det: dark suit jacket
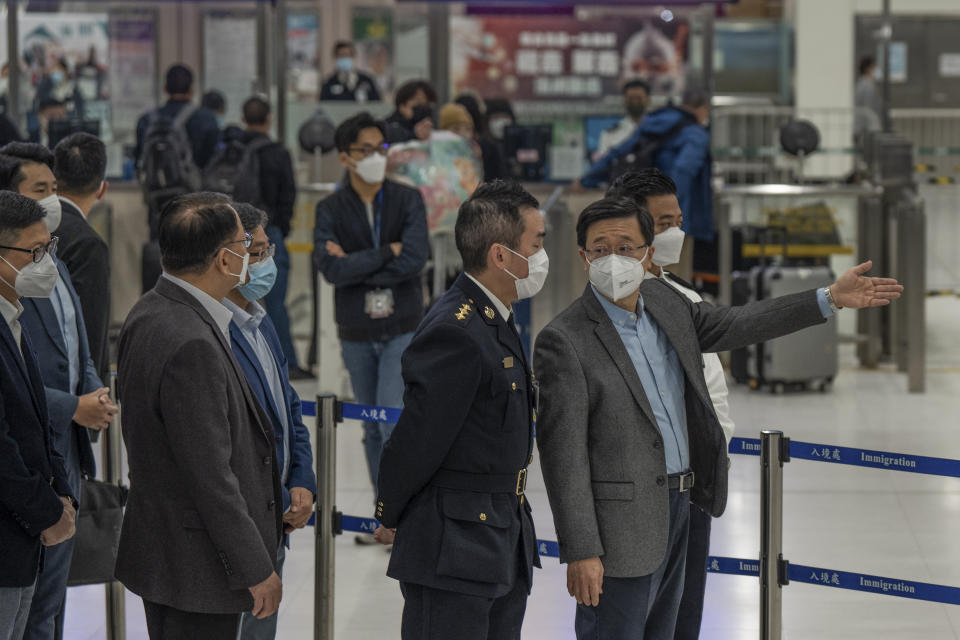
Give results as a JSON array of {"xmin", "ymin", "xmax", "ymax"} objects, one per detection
[
  {"xmin": 20, "ymin": 259, "xmax": 104, "ymax": 488},
  {"xmin": 534, "ymin": 280, "xmax": 825, "ymax": 577},
  {"xmin": 229, "ymin": 310, "xmax": 316, "ymax": 520},
  {"xmin": 0, "ymin": 310, "xmax": 74, "ymax": 588},
  {"xmin": 54, "ymin": 198, "xmax": 110, "ymax": 382},
  {"xmin": 377, "ymin": 274, "xmax": 541, "ymax": 598},
  {"xmin": 116, "ymin": 278, "xmax": 282, "ymax": 613}
]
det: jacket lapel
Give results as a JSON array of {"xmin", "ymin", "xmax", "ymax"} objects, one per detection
[
  {"xmin": 0, "ymin": 319, "xmax": 31, "ymax": 393},
  {"xmin": 20, "ymin": 329, "xmax": 49, "ymax": 423},
  {"xmin": 641, "ymin": 281, "xmax": 714, "ymax": 410},
  {"xmin": 454, "ymin": 274, "xmax": 527, "ymax": 367},
  {"xmin": 229, "ymin": 323, "xmax": 284, "ymax": 429},
  {"xmin": 23, "ymin": 297, "xmax": 68, "ymax": 359},
  {"xmin": 580, "ymin": 285, "xmax": 658, "ymax": 428}
]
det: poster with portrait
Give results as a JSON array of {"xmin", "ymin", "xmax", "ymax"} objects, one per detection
[{"xmin": 450, "ymin": 14, "xmax": 690, "ymax": 101}]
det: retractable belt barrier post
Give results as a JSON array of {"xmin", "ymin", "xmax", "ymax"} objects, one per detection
[
  {"xmin": 314, "ymin": 395, "xmax": 340, "ymax": 640},
  {"xmin": 760, "ymin": 431, "xmax": 788, "ymax": 640},
  {"xmin": 105, "ymin": 371, "xmax": 125, "ymax": 640},
  {"xmin": 299, "ymin": 400, "xmax": 960, "ymax": 637}
]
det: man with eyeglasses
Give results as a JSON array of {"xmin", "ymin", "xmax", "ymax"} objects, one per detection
[
  {"xmin": 533, "ymin": 197, "xmax": 903, "ymax": 640},
  {"xmin": 1, "ymin": 141, "xmax": 117, "ymax": 640},
  {"xmin": 314, "ymin": 112, "xmax": 428, "ymax": 544},
  {"xmin": 224, "ymin": 203, "xmax": 316, "ymax": 640},
  {"xmin": 116, "ymin": 192, "xmax": 284, "ymax": 639},
  {"xmin": 0, "ymin": 191, "xmax": 77, "ymax": 640}
]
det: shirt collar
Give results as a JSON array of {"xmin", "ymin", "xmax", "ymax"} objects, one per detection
[
  {"xmin": 59, "ymin": 196, "xmax": 86, "ymax": 219},
  {"xmin": 161, "ymin": 273, "xmax": 233, "ymax": 339},
  {"xmin": 0, "ymin": 293, "xmax": 23, "ymax": 330},
  {"xmin": 591, "ymin": 285, "xmax": 643, "ymax": 327},
  {"xmin": 466, "ymin": 274, "xmax": 511, "ymax": 321},
  {"xmin": 222, "ymin": 297, "xmax": 266, "ymax": 332}
]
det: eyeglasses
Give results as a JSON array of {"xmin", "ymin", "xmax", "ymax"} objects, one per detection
[
  {"xmin": 348, "ymin": 144, "xmax": 389, "ymax": 159},
  {"xmin": 584, "ymin": 243, "xmax": 648, "ymax": 259},
  {"xmin": 250, "ymin": 243, "xmax": 276, "ymax": 262},
  {"xmin": 223, "ymin": 232, "xmax": 253, "ymax": 250},
  {"xmin": 0, "ymin": 235, "xmax": 59, "ymax": 264}
]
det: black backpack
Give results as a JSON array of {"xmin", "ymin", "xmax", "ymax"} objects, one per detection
[
  {"xmin": 138, "ymin": 104, "xmax": 202, "ymax": 220},
  {"xmin": 202, "ymin": 136, "xmax": 274, "ymax": 206},
  {"xmin": 607, "ymin": 110, "xmax": 699, "ymax": 183}
]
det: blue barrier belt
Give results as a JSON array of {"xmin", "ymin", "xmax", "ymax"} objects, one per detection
[{"xmin": 788, "ymin": 563, "xmax": 960, "ymax": 605}]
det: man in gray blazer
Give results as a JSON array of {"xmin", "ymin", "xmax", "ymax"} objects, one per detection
[
  {"xmin": 533, "ymin": 197, "xmax": 902, "ymax": 640},
  {"xmin": 116, "ymin": 192, "xmax": 283, "ymax": 640}
]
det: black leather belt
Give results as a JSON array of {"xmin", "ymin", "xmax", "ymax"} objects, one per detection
[
  {"xmin": 667, "ymin": 471, "xmax": 695, "ymax": 493},
  {"xmin": 430, "ymin": 468, "xmax": 527, "ymax": 496}
]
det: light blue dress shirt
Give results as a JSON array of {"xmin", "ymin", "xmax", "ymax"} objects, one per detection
[
  {"xmin": 593, "ymin": 287, "xmax": 690, "ymax": 473},
  {"xmin": 51, "ymin": 275, "xmax": 80, "ymax": 394},
  {"xmin": 593, "ymin": 285, "xmax": 836, "ymax": 474},
  {"xmin": 223, "ymin": 299, "xmax": 292, "ymax": 486}
]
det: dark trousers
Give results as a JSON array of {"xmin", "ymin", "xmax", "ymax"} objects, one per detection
[
  {"xmin": 400, "ymin": 576, "xmax": 529, "ymax": 640},
  {"xmin": 263, "ymin": 225, "xmax": 299, "ymax": 369},
  {"xmin": 575, "ymin": 488, "xmax": 690, "ymax": 640},
  {"xmin": 674, "ymin": 505, "xmax": 712, "ymax": 640},
  {"xmin": 23, "ymin": 427, "xmax": 82, "ymax": 640},
  {"xmin": 143, "ymin": 601, "xmax": 239, "ymax": 640}
]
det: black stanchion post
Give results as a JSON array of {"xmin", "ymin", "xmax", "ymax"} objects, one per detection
[
  {"xmin": 315, "ymin": 395, "xmax": 338, "ymax": 640},
  {"xmin": 105, "ymin": 370, "xmax": 125, "ymax": 640},
  {"xmin": 760, "ymin": 430, "xmax": 789, "ymax": 640}
]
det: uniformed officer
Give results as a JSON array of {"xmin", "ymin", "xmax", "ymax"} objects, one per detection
[{"xmin": 374, "ymin": 180, "xmax": 548, "ymax": 640}]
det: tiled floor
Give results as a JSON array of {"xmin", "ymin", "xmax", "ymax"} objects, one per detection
[{"xmin": 63, "ymin": 298, "xmax": 960, "ymax": 639}]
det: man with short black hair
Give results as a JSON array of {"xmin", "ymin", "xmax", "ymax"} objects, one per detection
[
  {"xmin": 225, "ymin": 203, "xmax": 316, "ymax": 640},
  {"xmin": 51, "ymin": 132, "xmax": 111, "ymax": 381},
  {"xmin": 374, "ymin": 180, "xmax": 546, "ymax": 640},
  {"xmin": 0, "ymin": 191, "xmax": 77, "ymax": 640},
  {"xmin": 233, "ymin": 96, "xmax": 305, "ymax": 378},
  {"xmin": 607, "ymin": 169, "xmax": 732, "ymax": 640},
  {"xmin": 134, "ymin": 64, "xmax": 220, "ymax": 170},
  {"xmin": 314, "ymin": 112, "xmax": 428, "ymax": 537},
  {"xmin": 855, "ymin": 55, "xmax": 881, "ymax": 137},
  {"xmin": 203, "ymin": 90, "xmax": 227, "ymax": 129},
  {"xmin": 596, "ymin": 79, "xmax": 651, "ymax": 159},
  {"xmin": 320, "ymin": 41, "xmax": 381, "ymax": 102},
  {"xmin": 117, "ymin": 192, "xmax": 283, "ymax": 640},
  {"xmin": 535, "ymin": 197, "xmax": 902, "ymax": 640}
]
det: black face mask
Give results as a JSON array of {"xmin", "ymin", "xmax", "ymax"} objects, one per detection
[{"xmin": 626, "ymin": 103, "xmax": 647, "ymax": 119}]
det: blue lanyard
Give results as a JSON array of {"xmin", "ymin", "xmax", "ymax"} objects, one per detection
[{"xmin": 372, "ymin": 189, "xmax": 383, "ymax": 248}]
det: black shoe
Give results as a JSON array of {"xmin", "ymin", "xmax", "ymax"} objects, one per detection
[{"xmin": 288, "ymin": 367, "xmax": 315, "ymax": 381}]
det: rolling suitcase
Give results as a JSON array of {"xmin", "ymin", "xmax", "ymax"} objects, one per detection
[{"xmin": 745, "ymin": 264, "xmax": 838, "ymax": 393}]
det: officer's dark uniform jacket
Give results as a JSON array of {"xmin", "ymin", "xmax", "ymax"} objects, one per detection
[{"xmin": 376, "ymin": 273, "xmax": 541, "ymax": 598}]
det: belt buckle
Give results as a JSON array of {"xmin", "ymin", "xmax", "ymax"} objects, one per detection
[
  {"xmin": 515, "ymin": 469, "xmax": 527, "ymax": 496},
  {"xmin": 679, "ymin": 471, "xmax": 694, "ymax": 493}
]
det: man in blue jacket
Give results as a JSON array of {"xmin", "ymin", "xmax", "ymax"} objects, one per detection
[
  {"xmin": 0, "ymin": 191, "xmax": 77, "ymax": 640},
  {"xmin": 576, "ymin": 87, "xmax": 712, "ymax": 245},
  {"xmin": 3, "ymin": 154, "xmax": 118, "ymax": 640},
  {"xmin": 224, "ymin": 203, "xmax": 316, "ymax": 640}
]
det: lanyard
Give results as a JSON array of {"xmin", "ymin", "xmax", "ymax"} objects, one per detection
[{"xmin": 372, "ymin": 189, "xmax": 383, "ymax": 248}]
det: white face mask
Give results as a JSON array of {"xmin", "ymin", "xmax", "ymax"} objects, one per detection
[
  {"xmin": 1, "ymin": 252, "xmax": 59, "ymax": 298},
  {"xmin": 488, "ymin": 117, "xmax": 512, "ymax": 140},
  {"xmin": 353, "ymin": 153, "xmax": 387, "ymax": 185},
  {"xmin": 587, "ymin": 248, "xmax": 649, "ymax": 302},
  {"xmin": 224, "ymin": 247, "xmax": 250, "ymax": 289},
  {"xmin": 38, "ymin": 194, "xmax": 62, "ymax": 233},
  {"xmin": 500, "ymin": 245, "xmax": 549, "ymax": 300},
  {"xmin": 652, "ymin": 226, "xmax": 684, "ymax": 267}
]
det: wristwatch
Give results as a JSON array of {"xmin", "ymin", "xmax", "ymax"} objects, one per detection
[{"xmin": 823, "ymin": 286, "xmax": 841, "ymax": 313}]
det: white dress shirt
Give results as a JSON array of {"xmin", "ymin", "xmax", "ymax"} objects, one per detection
[
  {"xmin": 658, "ymin": 270, "xmax": 736, "ymax": 445},
  {"xmin": 0, "ymin": 293, "xmax": 24, "ymax": 359},
  {"xmin": 161, "ymin": 273, "xmax": 233, "ymax": 339}
]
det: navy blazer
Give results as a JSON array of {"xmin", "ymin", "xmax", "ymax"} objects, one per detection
[
  {"xmin": 20, "ymin": 259, "xmax": 104, "ymax": 485},
  {"xmin": 229, "ymin": 309, "xmax": 316, "ymax": 518},
  {"xmin": 0, "ymin": 304, "xmax": 74, "ymax": 588}
]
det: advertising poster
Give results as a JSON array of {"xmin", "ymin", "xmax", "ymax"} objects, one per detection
[
  {"xmin": 353, "ymin": 7, "xmax": 394, "ymax": 96},
  {"xmin": 450, "ymin": 14, "xmax": 690, "ymax": 101},
  {"xmin": 287, "ymin": 13, "xmax": 320, "ymax": 97},
  {"xmin": 109, "ymin": 16, "xmax": 156, "ymax": 136}
]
